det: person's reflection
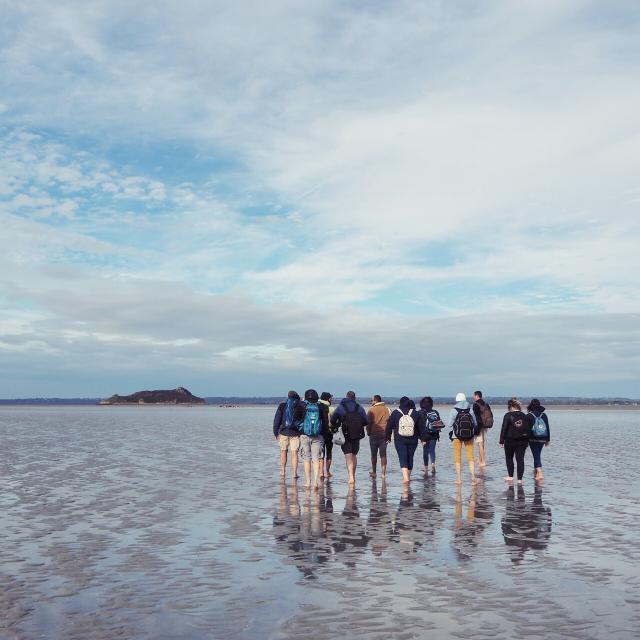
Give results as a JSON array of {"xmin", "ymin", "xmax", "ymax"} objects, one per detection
[
  {"xmin": 367, "ymin": 480, "xmax": 391, "ymax": 557},
  {"xmin": 390, "ymin": 486, "xmax": 420, "ymax": 554},
  {"xmin": 417, "ymin": 477, "xmax": 442, "ymax": 547},
  {"xmin": 501, "ymin": 485, "xmax": 552, "ymax": 564},
  {"xmin": 331, "ymin": 487, "xmax": 369, "ymax": 566},
  {"xmin": 452, "ymin": 486, "xmax": 479, "ymax": 561},
  {"xmin": 273, "ymin": 483, "xmax": 332, "ymax": 578}
]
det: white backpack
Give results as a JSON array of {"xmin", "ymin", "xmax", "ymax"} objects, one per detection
[{"xmin": 397, "ymin": 409, "xmax": 415, "ymax": 437}]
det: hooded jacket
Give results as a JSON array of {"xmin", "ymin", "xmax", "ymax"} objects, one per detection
[
  {"xmin": 527, "ymin": 405, "xmax": 550, "ymax": 443},
  {"xmin": 319, "ymin": 399, "xmax": 335, "ymax": 440},
  {"xmin": 273, "ymin": 392, "xmax": 304, "ymax": 437},
  {"xmin": 385, "ymin": 397, "xmax": 419, "ymax": 443},
  {"xmin": 499, "ymin": 409, "xmax": 530, "ymax": 444},
  {"xmin": 417, "ymin": 402, "xmax": 441, "ymax": 441}
]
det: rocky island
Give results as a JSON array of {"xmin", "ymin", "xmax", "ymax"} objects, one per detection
[{"xmin": 99, "ymin": 387, "xmax": 205, "ymax": 405}]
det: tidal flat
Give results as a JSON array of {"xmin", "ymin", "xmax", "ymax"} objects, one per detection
[{"xmin": 0, "ymin": 405, "xmax": 638, "ymax": 639}]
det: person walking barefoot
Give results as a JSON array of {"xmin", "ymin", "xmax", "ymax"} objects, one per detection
[
  {"xmin": 499, "ymin": 397, "xmax": 531, "ymax": 485},
  {"xmin": 298, "ymin": 389, "xmax": 329, "ymax": 490},
  {"xmin": 273, "ymin": 390, "xmax": 303, "ymax": 480},
  {"xmin": 331, "ymin": 391, "xmax": 368, "ymax": 486},
  {"xmin": 417, "ymin": 396, "xmax": 443, "ymax": 476},
  {"xmin": 385, "ymin": 396, "xmax": 419, "ymax": 484},
  {"xmin": 446, "ymin": 393, "xmax": 478, "ymax": 486},
  {"xmin": 527, "ymin": 398, "xmax": 550, "ymax": 480},
  {"xmin": 472, "ymin": 391, "xmax": 494, "ymax": 468},
  {"xmin": 367, "ymin": 395, "xmax": 391, "ymax": 479},
  {"xmin": 319, "ymin": 392, "xmax": 335, "ymax": 479}
]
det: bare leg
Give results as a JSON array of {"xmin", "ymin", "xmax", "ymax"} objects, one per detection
[
  {"xmin": 380, "ymin": 455, "xmax": 387, "ymax": 479},
  {"xmin": 303, "ymin": 460, "xmax": 311, "ymax": 487},
  {"xmin": 478, "ymin": 441, "xmax": 486, "ymax": 467},
  {"xmin": 401, "ymin": 468, "xmax": 410, "ymax": 483},
  {"xmin": 370, "ymin": 455, "xmax": 377, "ymax": 478},
  {"xmin": 352, "ymin": 454, "xmax": 358, "ymax": 484},
  {"xmin": 325, "ymin": 457, "xmax": 332, "ymax": 478},
  {"xmin": 291, "ymin": 451, "xmax": 299, "ymax": 479},
  {"xmin": 280, "ymin": 450, "xmax": 288, "ymax": 477},
  {"xmin": 313, "ymin": 460, "xmax": 322, "ymax": 489},
  {"xmin": 345, "ymin": 453, "xmax": 355, "ymax": 484},
  {"xmin": 455, "ymin": 462, "xmax": 462, "ymax": 484},
  {"xmin": 469, "ymin": 460, "xmax": 476, "ymax": 485}
]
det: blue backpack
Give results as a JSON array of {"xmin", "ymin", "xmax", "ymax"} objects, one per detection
[
  {"xmin": 283, "ymin": 397, "xmax": 301, "ymax": 430},
  {"xmin": 531, "ymin": 413, "xmax": 548, "ymax": 438},
  {"xmin": 301, "ymin": 401, "xmax": 322, "ymax": 436}
]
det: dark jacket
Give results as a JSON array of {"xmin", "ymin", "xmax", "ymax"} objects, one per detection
[
  {"xmin": 385, "ymin": 398, "xmax": 419, "ymax": 443},
  {"xmin": 417, "ymin": 408, "xmax": 441, "ymax": 441},
  {"xmin": 499, "ymin": 410, "xmax": 530, "ymax": 444},
  {"xmin": 331, "ymin": 398, "xmax": 368, "ymax": 437},
  {"xmin": 273, "ymin": 393, "xmax": 304, "ymax": 437},
  {"xmin": 527, "ymin": 406, "xmax": 550, "ymax": 443}
]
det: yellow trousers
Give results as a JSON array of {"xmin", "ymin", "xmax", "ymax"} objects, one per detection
[{"xmin": 453, "ymin": 438, "xmax": 474, "ymax": 464}]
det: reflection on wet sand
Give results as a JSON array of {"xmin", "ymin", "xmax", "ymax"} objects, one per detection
[
  {"xmin": 2, "ymin": 406, "xmax": 638, "ymax": 639},
  {"xmin": 501, "ymin": 484, "xmax": 552, "ymax": 564},
  {"xmin": 452, "ymin": 483, "xmax": 494, "ymax": 561}
]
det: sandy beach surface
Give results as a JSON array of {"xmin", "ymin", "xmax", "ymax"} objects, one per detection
[{"xmin": 1, "ymin": 405, "xmax": 638, "ymax": 639}]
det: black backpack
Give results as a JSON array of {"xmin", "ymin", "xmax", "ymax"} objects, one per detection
[
  {"xmin": 509, "ymin": 412, "xmax": 530, "ymax": 440},
  {"xmin": 342, "ymin": 406, "xmax": 366, "ymax": 440},
  {"xmin": 453, "ymin": 408, "xmax": 475, "ymax": 440}
]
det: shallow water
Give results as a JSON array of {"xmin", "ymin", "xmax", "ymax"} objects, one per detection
[{"xmin": 0, "ymin": 405, "xmax": 638, "ymax": 639}]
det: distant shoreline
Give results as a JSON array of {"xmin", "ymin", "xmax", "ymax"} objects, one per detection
[{"xmin": 0, "ymin": 401, "xmax": 638, "ymax": 410}]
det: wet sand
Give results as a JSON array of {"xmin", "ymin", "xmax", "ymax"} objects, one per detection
[{"xmin": 0, "ymin": 406, "xmax": 638, "ymax": 639}]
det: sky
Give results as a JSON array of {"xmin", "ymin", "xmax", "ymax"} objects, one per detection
[{"xmin": 1, "ymin": 0, "xmax": 639, "ymax": 398}]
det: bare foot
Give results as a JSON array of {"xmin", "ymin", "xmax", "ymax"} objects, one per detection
[
  {"xmin": 369, "ymin": 472, "xmax": 376, "ymax": 478},
  {"xmin": 348, "ymin": 479, "xmax": 355, "ymax": 485},
  {"xmin": 314, "ymin": 484, "xmax": 319, "ymax": 491},
  {"xmin": 471, "ymin": 479, "xmax": 477, "ymax": 485},
  {"xmin": 503, "ymin": 476, "xmax": 513, "ymax": 482},
  {"xmin": 517, "ymin": 479, "xmax": 523, "ymax": 485},
  {"xmin": 431, "ymin": 465, "xmax": 436, "ymax": 474},
  {"xmin": 380, "ymin": 473, "xmax": 386, "ymax": 479},
  {"xmin": 402, "ymin": 479, "xmax": 410, "ymax": 484},
  {"xmin": 326, "ymin": 472, "xmax": 332, "ymax": 478},
  {"xmin": 293, "ymin": 474, "xmax": 299, "ymax": 479},
  {"xmin": 480, "ymin": 463, "xmax": 487, "ymax": 468},
  {"xmin": 455, "ymin": 479, "xmax": 462, "ymax": 485}
]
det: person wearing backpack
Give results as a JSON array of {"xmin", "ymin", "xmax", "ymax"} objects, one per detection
[
  {"xmin": 319, "ymin": 392, "xmax": 335, "ymax": 479},
  {"xmin": 472, "ymin": 390, "xmax": 494, "ymax": 469},
  {"xmin": 331, "ymin": 391, "xmax": 368, "ymax": 486},
  {"xmin": 417, "ymin": 396, "xmax": 443, "ymax": 476},
  {"xmin": 385, "ymin": 396, "xmax": 419, "ymax": 484},
  {"xmin": 273, "ymin": 390, "xmax": 304, "ymax": 479},
  {"xmin": 299, "ymin": 389, "xmax": 330, "ymax": 490},
  {"xmin": 499, "ymin": 397, "xmax": 531, "ymax": 484},
  {"xmin": 527, "ymin": 398, "xmax": 550, "ymax": 480},
  {"xmin": 446, "ymin": 393, "xmax": 478, "ymax": 485}
]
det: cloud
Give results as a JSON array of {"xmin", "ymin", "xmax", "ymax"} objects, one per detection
[{"xmin": 1, "ymin": 1, "xmax": 639, "ymax": 395}]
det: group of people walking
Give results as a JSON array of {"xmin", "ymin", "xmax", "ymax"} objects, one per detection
[{"xmin": 273, "ymin": 390, "xmax": 550, "ymax": 488}]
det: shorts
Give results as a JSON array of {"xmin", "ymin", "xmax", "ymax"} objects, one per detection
[
  {"xmin": 453, "ymin": 438, "xmax": 474, "ymax": 464},
  {"xmin": 341, "ymin": 438, "xmax": 361, "ymax": 456},
  {"xmin": 475, "ymin": 428, "xmax": 488, "ymax": 444},
  {"xmin": 299, "ymin": 435, "xmax": 324, "ymax": 462},
  {"xmin": 369, "ymin": 436, "xmax": 388, "ymax": 458},
  {"xmin": 278, "ymin": 434, "xmax": 300, "ymax": 452}
]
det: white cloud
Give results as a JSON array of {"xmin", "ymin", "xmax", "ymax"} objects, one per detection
[{"xmin": 0, "ymin": 1, "xmax": 639, "ymax": 395}]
